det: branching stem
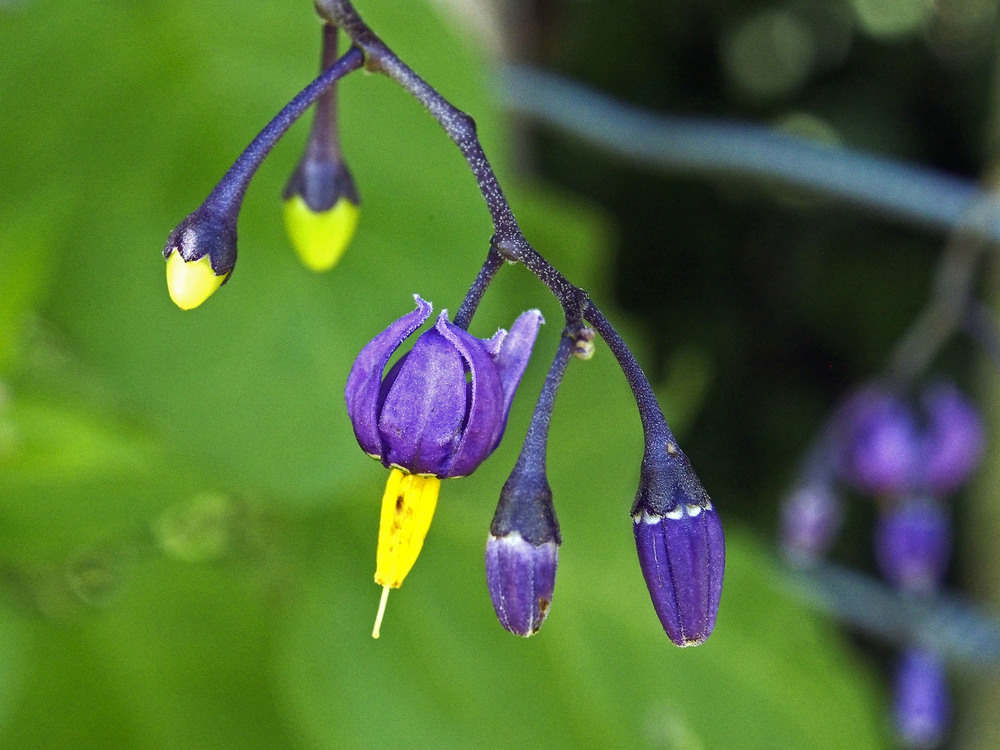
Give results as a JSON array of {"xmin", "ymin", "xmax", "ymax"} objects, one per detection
[{"xmin": 315, "ymin": 0, "xmax": 666, "ymax": 437}]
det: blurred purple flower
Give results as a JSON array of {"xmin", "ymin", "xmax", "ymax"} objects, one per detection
[
  {"xmin": 894, "ymin": 648, "xmax": 950, "ymax": 749},
  {"xmin": 780, "ymin": 482, "xmax": 842, "ymax": 565},
  {"xmin": 836, "ymin": 387, "xmax": 919, "ymax": 497},
  {"xmin": 874, "ymin": 497, "xmax": 951, "ymax": 594},
  {"xmin": 919, "ymin": 383, "xmax": 985, "ymax": 496}
]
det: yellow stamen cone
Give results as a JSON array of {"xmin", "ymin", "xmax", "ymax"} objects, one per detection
[
  {"xmin": 165, "ymin": 252, "xmax": 227, "ymax": 310},
  {"xmin": 283, "ymin": 194, "xmax": 360, "ymax": 272},
  {"xmin": 371, "ymin": 468, "xmax": 441, "ymax": 638}
]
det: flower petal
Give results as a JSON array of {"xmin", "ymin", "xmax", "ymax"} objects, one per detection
[
  {"xmin": 436, "ymin": 313, "xmax": 506, "ymax": 477},
  {"xmin": 494, "ymin": 310, "xmax": 543, "ymax": 421},
  {"xmin": 345, "ymin": 295, "xmax": 432, "ymax": 458},
  {"xmin": 378, "ymin": 323, "xmax": 468, "ymax": 474}
]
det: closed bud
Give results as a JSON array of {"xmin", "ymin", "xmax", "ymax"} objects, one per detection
[
  {"xmin": 633, "ymin": 440, "xmax": 724, "ymax": 646},
  {"xmin": 486, "ymin": 466, "xmax": 560, "ymax": 637},
  {"xmin": 485, "ymin": 532, "xmax": 558, "ymax": 637},
  {"xmin": 162, "ymin": 208, "xmax": 236, "ymax": 310},
  {"xmin": 283, "ymin": 157, "xmax": 360, "ymax": 272}
]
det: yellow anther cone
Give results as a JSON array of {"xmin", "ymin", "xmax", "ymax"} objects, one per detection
[
  {"xmin": 283, "ymin": 194, "xmax": 360, "ymax": 272},
  {"xmin": 165, "ymin": 252, "xmax": 227, "ymax": 310},
  {"xmin": 371, "ymin": 468, "xmax": 441, "ymax": 638}
]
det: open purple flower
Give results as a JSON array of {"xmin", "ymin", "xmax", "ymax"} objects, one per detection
[
  {"xmin": 345, "ymin": 295, "xmax": 542, "ymax": 638},
  {"xmin": 346, "ymin": 295, "xmax": 542, "ymax": 478}
]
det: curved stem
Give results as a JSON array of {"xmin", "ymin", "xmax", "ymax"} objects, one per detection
[
  {"xmin": 314, "ymin": 1, "xmax": 673, "ymax": 443},
  {"xmin": 204, "ymin": 45, "xmax": 364, "ymax": 215},
  {"xmin": 453, "ymin": 248, "xmax": 505, "ymax": 330},
  {"xmin": 516, "ymin": 335, "xmax": 574, "ymax": 471},
  {"xmin": 304, "ymin": 23, "xmax": 345, "ymax": 163},
  {"xmin": 314, "ymin": 0, "xmax": 588, "ymax": 323},
  {"xmin": 584, "ymin": 305, "xmax": 674, "ymax": 444}
]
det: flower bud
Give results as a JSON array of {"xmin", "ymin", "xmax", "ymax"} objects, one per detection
[
  {"xmin": 282, "ymin": 22, "xmax": 360, "ymax": 272},
  {"xmin": 780, "ymin": 482, "xmax": 842, "ymax": 565},
  {"xmin": 162, "ymin": 208, "xmax": 236, "ymax": 310},
  {"xmin": 874, "ymin": 497, "xmax": 951, "ymax": 594},
  {"xmin": 282, "ymin": 158, "xmax": 360, "ymax": 272},
  {"xmin": 632, "ymin": 440, "xmax": 724, "ymax": 646},
  {"xmin": 486, "ymin": 467, "xmax": 560, "ymax": 637},
  {"xmin": 893, "ymin": 649, "xmax": 950, "ymax": 748},
  {"xmin": 836, "ymin": 387, "xmax": 919, "ymax": 496},
  {"xmin": 920, "ymin": 383, "xmax": 985, "ymax": 496}
]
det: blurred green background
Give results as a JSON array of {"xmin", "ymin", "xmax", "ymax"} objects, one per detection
[{"xmin": 3, "ymin": 0, "xmax": 995, "ymax": 747}]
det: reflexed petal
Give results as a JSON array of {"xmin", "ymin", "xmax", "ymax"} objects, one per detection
[
  {"xmin": 485, "ymin": 532, "xmax": 558, "ymax": 637},
  {"xmin": 345, "ymin": 295, "xmax": 432, "ymax": 458},
  {"xmin": 634, "ymin": 502, "xmax": 725, "ymax": 647},
  {"xmin": 378, "ymin": 324, "xmax": 467, "ymax": 474},
  {"xmin": 437, "ymin": 313, "xmax": 506, "ymax": 478},
  {"xmin": 494, "ymin": 310, "xmax": 543, "ymax": 419}
]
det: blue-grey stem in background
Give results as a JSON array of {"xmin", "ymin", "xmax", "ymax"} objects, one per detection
[{"xmin": 500, "ymin": 64, "xmax": 1000, "ymax": 242}]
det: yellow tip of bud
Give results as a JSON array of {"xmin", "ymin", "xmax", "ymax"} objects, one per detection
[
  {"xmin": 283, "ymin": 194, "xmax": 360, "ymax": 273},
  {"xmin": 371, "ymin": 469, "xmax": 441, "ymax": 638},
  {"xmin": 165, "ymin": 251, "xmax": 227, "ymax": 310}
]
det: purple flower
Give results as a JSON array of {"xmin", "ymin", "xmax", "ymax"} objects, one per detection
[
  {"xmin": 836, "ymin": 387, "xmax": 920, "ymax": 496},
  {"xmin": 632, "ymin": 442, "xmax": 725, "ymax": 647},
  {"xmin": 919, "ymin": 383, "xmax": 985, "ymax": 496},
  {"xmin": 894, "ymin": 649, "xmax": 950, "ymax": 748},
  {"xmin": 874, "ymin": 497, "xmax": 951, "ymax": 594},
  {"xmin": 345, "ymin": 295, "xmax": 542, "ymax": 478},
  {"xmin": 780, "ymin": 482, "xmax": 842, "ymax": 565}
]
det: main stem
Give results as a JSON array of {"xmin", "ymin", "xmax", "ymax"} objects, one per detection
[{"xmin": 315, "ymin": 0, "xmax": 667, "ymax": 440}]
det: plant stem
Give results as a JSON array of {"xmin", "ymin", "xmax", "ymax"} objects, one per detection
[
  {"xmin": 314, "ymin": 0, "xmax": 668, "ymax": 436},
  {"xmin": 203, "ymin": 45, "xmax": 364, "ymax": 216}
]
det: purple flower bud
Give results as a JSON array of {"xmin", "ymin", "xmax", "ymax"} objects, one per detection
[
  {"xmin": 780, "ymin": 483, "xmax": 842, "ymax": 565},
  {"xmin": 486, "ymin": 462, "xmax": 561, "ymax": 637},
  {"xmin": 485, "ymin": 533, "xmax": 558, "ymax": 637},
  {"xmin": 919, "ymin": 383, "xmax": 985, "ymax": 496},
  {"xmin": 632, "ymin": 442, "xmax": 724, "ymax": 647},
  {"xmin": 345, "ymin": 296, "xmax": 542, "ymax": 478},
  {"xmin": 893, "ymin": 649, "xmax": 950, "ymax": 749},
  {"xmin": 874, "ymin": 497, "xmax": 951, "ymax": 594},
  {"xmin": 836, "ymin": 387, "xmax": 920, "ymax": 496}
]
